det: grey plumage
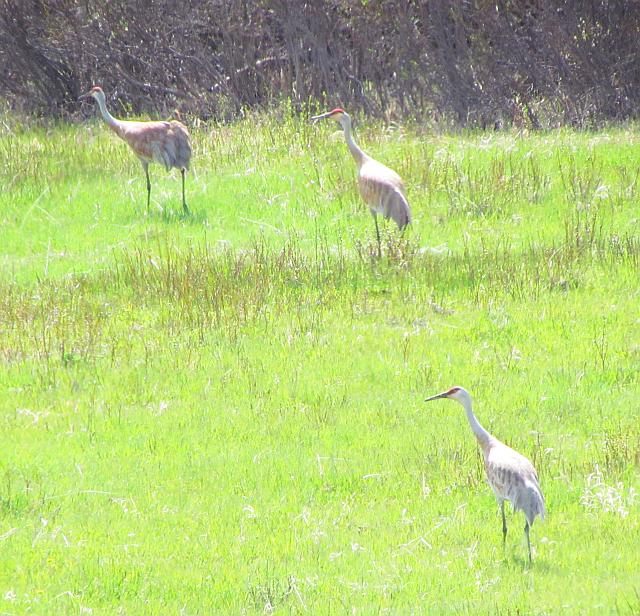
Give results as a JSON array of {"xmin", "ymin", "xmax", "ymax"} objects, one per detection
[
  {"xmin": 425, "ymin": 386, "xmax": 545, "ymax": 563},
  {"xmin": 155, "ymin": 121, "xmax": 191, "ymax": 171},
  {"xmin": 79, "ymin": 86, "xmax": 192, "ymax": 214},
  {"xmin": 311, "ymin": 108, "xmax": 412, "ymax": 255}
]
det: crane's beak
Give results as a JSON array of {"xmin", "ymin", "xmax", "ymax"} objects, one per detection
[
  {"xmin": 425, "ymin": 391, "xmax": 448, "ymax": 402},
  {"xmin": 310, "ymin": 112, "xmax": 332, "ymax": 123},
  {"xmin": 78, "ymin": 92, "xmax": 91, "ymax": 102}
]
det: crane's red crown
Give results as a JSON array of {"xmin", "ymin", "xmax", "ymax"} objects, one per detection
[
  {"xmin": 329, "ymin": 108, "xmax": 345, "ymax": 115},
  {"xmin": 90, "ymin": 86, "xmax": 103, "ymax": 93},
  {"xmin": 425, "ymin": 386, "xmax": 463, "ymax": 403}
]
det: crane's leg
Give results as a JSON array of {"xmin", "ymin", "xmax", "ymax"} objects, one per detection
[
  {"xmin": 143, "ymin": 163, "xmax": 151, "ymax": 215},
  {"xmin": 501, "ymin": 501, "xmax": 507, "ymax": 548},
  {"xmin": 181, "ymin": 168, "xmax": 189, "ymax": 215},
  {"xmin": 524, "ymin": 521, "xmax": 532, "ymax": 563},
  {"xmin": 372, "ymin": 212, "xmax": 382, "ymax": 258}
]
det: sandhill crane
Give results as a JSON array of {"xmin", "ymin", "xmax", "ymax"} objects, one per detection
[
  {"xmin": 425, "ymin": 386, "xmax": 545, "ymax": 562},
  {"xmin": 311, "ymin": 109, "xmax": 411, "ymax": 256},
  {"xmin": 79, "ymin": 86, "xmax": 191, "ymax": 214}
]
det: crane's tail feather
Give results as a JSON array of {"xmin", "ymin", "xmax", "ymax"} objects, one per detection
[
  {"xmin": 518, "ymin": 480, "xmax": 545, "ymax": 526},
  {"xmin": 169, "ymin": 121, "xmax": 192, "ymax": 170},
  {"xmin": 382, "ymin": 188, "xmax": 412, "ymax": 230}
]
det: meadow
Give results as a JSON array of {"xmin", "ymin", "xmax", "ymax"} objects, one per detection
[{"xmin": 0, "ymin": 110, "xmax": 639, "ymax": 614}]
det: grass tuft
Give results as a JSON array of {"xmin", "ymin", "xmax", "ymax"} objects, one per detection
[{"xmin": 0, "ymin": 117, "xmax": 639, "ymax": 612}]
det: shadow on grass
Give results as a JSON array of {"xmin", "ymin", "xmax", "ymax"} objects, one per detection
[
  {"xmin": 504, "ymin": 552, "xmax": 553, "ymax": 573},
  {"xmin": 148, "ymin": 205, "xmax": 208, "ymax": 225}
]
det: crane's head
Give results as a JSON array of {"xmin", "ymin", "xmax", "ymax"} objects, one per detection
[
  {"xmin": 78, "ymin": 85, "xmax": 105, "ymax": 103},
  {"xmin": 311, "ymin": 108, "xmax": 350, "ymax": 128},
  {"xmin": 425, "ymin": 386, "xmax": 470, "ymax": 405}
]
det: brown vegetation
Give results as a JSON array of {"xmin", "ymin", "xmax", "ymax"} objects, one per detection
[{"xmin": 0, "ymin": 1, "xmax": 638, "ymax": 126}]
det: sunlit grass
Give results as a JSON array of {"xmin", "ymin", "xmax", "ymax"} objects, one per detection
[{"xmin": 0, "ymin": 112, "xmax": 639, "ymax": 613}]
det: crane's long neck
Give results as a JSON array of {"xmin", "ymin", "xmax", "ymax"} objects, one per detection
[
  {"xmin": 341, "ymin": 119, "xmax": 367, "ymax": 167},
  {"xmin": 460, "ymin": 395, "xmax": 494, "ymax": 448},
  {"xmin": 94, "ymin": 94, "xmax": 122, "ymax": 134}
]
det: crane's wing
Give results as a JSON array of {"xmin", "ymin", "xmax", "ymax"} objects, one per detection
[
  {"xmin": 168, "ymin": 121, "xmax": 192, "ymax": 170},
  {"xmin": 486, "ymin": 446, "xmax": 545, "ymax": 525},
  {"xmin": 152, "ymin": 121, "xmax": 191, "ymax": 170},
  {"xmin": 358, "ymin": 160, "xmax": 412, "ymax": 230},
  {"xmin": 118, "ymin": 120, "xmax": 191, "ymax": 171},
  {"xmin": 381, "ymin": 186, "xmax": 411, "ymax": 230}
]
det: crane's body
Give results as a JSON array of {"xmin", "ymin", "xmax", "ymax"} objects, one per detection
[
  {"xmin": 311, "ymin": 109, "xmax": 411, "ymax": 255},
  {"xmin": 79, "ymin": 86, "xmax": 191, "ymax": 214},
  {"xmin": 425, "ymin": 386, "xmax": 545, "ymax": 562}
]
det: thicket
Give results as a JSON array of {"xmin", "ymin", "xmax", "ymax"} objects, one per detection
[{"xmin": 1, "ymin": 1, "xmax": 638, "ymax": 127}]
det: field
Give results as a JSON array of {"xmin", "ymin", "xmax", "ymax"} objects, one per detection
[{"xmin": 1, "ymin": 111, "xmax": 639, "ymax": 614}]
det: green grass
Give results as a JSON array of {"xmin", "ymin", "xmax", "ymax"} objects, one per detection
[{"xmin": 1, "ymin": 110, "xmax": 639, "ymax": 614}]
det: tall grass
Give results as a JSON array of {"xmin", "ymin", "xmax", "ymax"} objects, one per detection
[{"xmin": 0, "ymin": 113, "xmax": 639, "ymax": 613}]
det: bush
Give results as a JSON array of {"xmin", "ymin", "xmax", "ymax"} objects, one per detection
[{"xmin": 1, "ymin": 0, "xmax": 638, "ymax": 127}]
